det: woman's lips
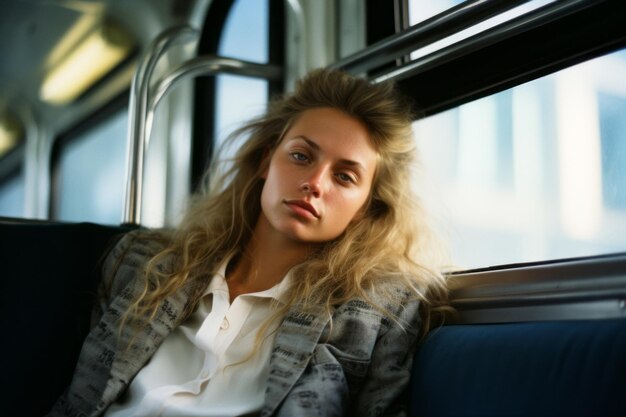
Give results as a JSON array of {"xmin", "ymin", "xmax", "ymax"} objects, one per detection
[{"xmin": 284, "ymin": 199, "xmax": 320, "ymax": 218}]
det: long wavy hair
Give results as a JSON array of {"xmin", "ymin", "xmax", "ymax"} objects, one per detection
[{"xmin": 126, "ymin": 68, "xmax": 449, "ymax": 335}]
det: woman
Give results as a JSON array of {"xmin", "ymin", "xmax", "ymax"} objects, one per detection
[{"xmin": 48, "ymin": 68, "xmax": 448, "ymax": 417}]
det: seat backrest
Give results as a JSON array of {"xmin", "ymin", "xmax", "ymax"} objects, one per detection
[
  {"xmin": 410, "ymin": 319, "xmax": 626, "ymax": 417},
  {"xmin": 0, "ymin": 220, "xmax": 132, "ymax": 417}
]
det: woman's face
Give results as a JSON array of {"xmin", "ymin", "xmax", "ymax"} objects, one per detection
[{"xmin": 260, "ymin": 107, "xmax": 378, "ymax": 244}]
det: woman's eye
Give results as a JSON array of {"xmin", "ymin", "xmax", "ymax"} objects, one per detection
[
  {"xmin": 336, "ymin": 173, "xmax": 355, "ymax": 184},
  {"xmin": 290, "ymin": 152, "xmax": 309, "ymax": 162}
]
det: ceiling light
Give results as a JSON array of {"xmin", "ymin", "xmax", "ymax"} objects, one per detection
[{"xmin": 40, "ymin": 20, "xmax": 134, "ymax": 105}]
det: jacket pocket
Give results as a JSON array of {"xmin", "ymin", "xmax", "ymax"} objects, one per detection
[{"xmin": 315, "ymin": 344, "xmax": 371, "ymax": 378}]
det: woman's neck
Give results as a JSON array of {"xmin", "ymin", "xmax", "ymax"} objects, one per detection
[{"xmin": 225, "ymin": 214, "xmax": 314, "ymax": 302}]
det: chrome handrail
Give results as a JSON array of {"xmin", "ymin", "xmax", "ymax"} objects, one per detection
[
  {"xmin": 370, "ymin": 0, "xmax": 599, "ymax": 84},
  {"xmin": 124, "ymin": 25, "xmax": 199, "ymax": 225},
  {"xmin": 448, "ymin": 252, "xmax": 626, "ymax": 323},
  {"xmin": 285, "ymin": 0, "xmax": 308, "ymax": 80},
  {"xmin": 123, "ymin": 26, "xmax": 283, "ymax": 225},
  {"xmin": 330, "ymin": 0, "xmax": 530, "ymax": 74},
  {"xmin": 150, "ymin": 56, "xmax": 282, "ymax": 111},
  {"xmin": 144, "ymin": 56, "xmax": 282, "ymax": 143}
]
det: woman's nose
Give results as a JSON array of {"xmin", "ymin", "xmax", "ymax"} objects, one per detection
[{"xmin": 300, "ymin": 167, "xmax": 326, "ymax": 197}]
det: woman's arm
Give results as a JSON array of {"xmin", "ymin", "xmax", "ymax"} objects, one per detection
[{"xmin": 90, "ymin": 231, "xmax": 141, "ymax": 328}]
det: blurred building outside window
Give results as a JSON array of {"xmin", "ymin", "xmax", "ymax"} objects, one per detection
[{"xmin": 414, "ymin": 49, "xmax": 626, "ymax": 269}]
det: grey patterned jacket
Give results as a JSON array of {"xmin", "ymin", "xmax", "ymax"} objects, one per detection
[{"xmin": 47, "ymin": 231, "xmax": 422, "ymax": 417}]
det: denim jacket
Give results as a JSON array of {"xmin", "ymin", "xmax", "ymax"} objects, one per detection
[{"xmin": 48, "ymin": 231, "xmax": 422, "ymax": 417}]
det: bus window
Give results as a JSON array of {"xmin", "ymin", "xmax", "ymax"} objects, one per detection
[
  {"xmin": 52, "ymin": 106, "xmax": 127, "ymax": 224},
  {"xmin": 219, "ymin": 0, "xmax": 268, "ymax": 64},
  {"xmin": 414, "ymin": 48, "xmax": 626, "ymax": 269},
  {"xmin": 214, "ymin": 76, "xmax": 268, "ymax": 158},
  {"xmin": 0, "ymin": 172, "xmax": 24, "ymax": 217},
  {"xmin": 599, "ymin": 91, "xmax": 626, "ymax": 210},
  {"xmin": 214, "ymin": 0, "xmax": 269, "ymax": 159}
]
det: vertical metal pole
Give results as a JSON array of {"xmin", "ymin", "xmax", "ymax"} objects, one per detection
[{"xmin": 122, "ymin": 25, "xmax": 198, "ymax": 225}]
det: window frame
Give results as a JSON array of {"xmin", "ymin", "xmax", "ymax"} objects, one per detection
[{"xmin": 391, "ymin": 0, "xmax": 626, "ymax": 117}]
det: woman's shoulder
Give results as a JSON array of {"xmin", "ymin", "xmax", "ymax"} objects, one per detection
[
  {"xmin": 333, "ymin": 276, "xmax": 423, "ymax": 333},
  {"xmin": 367, "ymin": 272, "xmax": 424, "ymax": 307},
  {"xmin": 100, "ymin": 229, "xmax": 174, "ymax": 292},
  {"xmin": 105, "ymin": 229, "xmax": 172, "ymax": 266}
]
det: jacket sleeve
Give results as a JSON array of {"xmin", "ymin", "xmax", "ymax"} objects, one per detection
[
  {"xmin": 89, "ymin": 230, "xmax": 140, "ymax": 328},
  {"xmin": 47, "ymin": 230, "xmax": 164, "ymax": 417},
  {"xmin": 353, "ymin": 295, "xmax": 422, "ymax": 417}
]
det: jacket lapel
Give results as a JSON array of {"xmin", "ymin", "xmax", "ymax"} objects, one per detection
[
  {"xmin": 261, "ymin": 305, "xmax": 330, "ymax": 417},
  {"xmin": 80, "ymin": 265, "xmax": 327, "ymax": 417},
  {"xmin": 94, "ymin": 277, "xmax": 203, "ymax": 415}
]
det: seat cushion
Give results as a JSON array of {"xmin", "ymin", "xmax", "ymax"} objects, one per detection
[
  {"xmin": 0, "ymin": 221, "xmax": 134, "ymax": 417},
  {"xmin": 410, "ymin": 320, "xmax": 626, "ymax": 417}
]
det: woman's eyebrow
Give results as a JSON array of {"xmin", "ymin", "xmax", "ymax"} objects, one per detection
[
  {"xmin": 290, "ymin": 135, "xmax": 320, "ymax": 150},
  {"xmin": 338, "ymin": 159, "xmax": 367, "ymax": 174},
  {"xmin": 291, "ymin": 136, "xmax": 367, "ymax": 174}
]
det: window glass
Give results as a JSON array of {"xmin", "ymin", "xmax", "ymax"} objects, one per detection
[
  {"xmin": 214, "ymin": 0, "xmax": 269, "ymax": 160},
  {"xmin": 414, "ymin": 49, "xmax": 626, "ymax": 269},
  {"xmin": 219, "ymin": 0, "xmax": 268, "ymax": 63},
  {"xmin": 54, "ymin": 108, "xmax": 127, "ymax": 224},
  {"xmin": 598, "ymin": 92, "xmax": 626, "ymax": 210},
  {"xmin": 0, "ymin": 172, "xmax": 24, "ymax": 217},
  {"xmin": 214, "ymin": 75, "xmax": 268, "ymax": 158}
]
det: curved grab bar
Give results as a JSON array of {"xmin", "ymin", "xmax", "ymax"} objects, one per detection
[
  {"xmin": 144, "ymin": 56, "xmax": 282, "ymax": 143},
  {"xmin": 124, "ymin": 25, "xmax": 199, "ymax": 225},
  {"xmin": 285, "ymin": 0, "xmax": 307, "ymax": 79},
  {"xmin": 151, "ymin": 56, "xmax": 282, "ymax": 110},
  {"xmin": 123, "ymin": 26, "xmax": 283, "ymax": 225}
]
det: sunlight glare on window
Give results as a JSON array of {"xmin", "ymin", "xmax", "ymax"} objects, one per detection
[{"xmin": 414, "ymin": 49, "xmax": 626, "ymax": 269}]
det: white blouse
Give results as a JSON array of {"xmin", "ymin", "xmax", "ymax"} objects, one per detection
[{"xmin": 105, "ymin": 261, "xmax": 291, "ymax": 417}]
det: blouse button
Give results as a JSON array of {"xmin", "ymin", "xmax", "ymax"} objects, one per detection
[{"xmin": 220, "ymin": 318, "xmax": 229, "ymax": 330}]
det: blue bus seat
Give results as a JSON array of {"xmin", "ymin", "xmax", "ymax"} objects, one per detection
[{"xmin": 410, "ymin": 320, "xmax": 626, "ymax": 417}]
